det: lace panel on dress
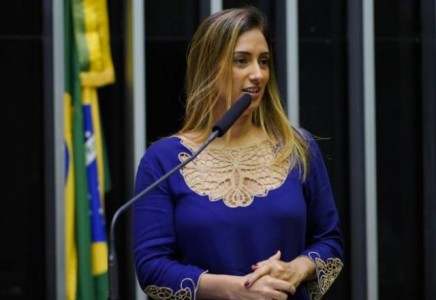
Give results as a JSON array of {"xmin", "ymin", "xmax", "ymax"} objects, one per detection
[{"xmin": 178, "ymin": 139, "xmax": 290, "ymax": 208}]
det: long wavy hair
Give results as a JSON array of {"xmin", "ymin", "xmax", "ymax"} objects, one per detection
[{"xmin": 179, "ymin": 7, "xmax": 309, "ymax": 179}]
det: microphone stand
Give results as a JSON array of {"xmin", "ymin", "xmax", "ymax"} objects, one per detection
[{"xmin": 108, "ymin": 130, "xmax": 220, "ymax": 300}]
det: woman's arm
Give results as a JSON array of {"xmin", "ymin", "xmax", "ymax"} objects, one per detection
[
  {"xmin": 244, "ymin": 131, "xmax": 344, "ymax": 298},
  {"xmin": 133, "ymin": 144, "xmax": 207, "ymax": 299}
]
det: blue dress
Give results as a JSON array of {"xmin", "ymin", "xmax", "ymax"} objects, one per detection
[{"xmin": 133, "ymin": 130, "xmax": 344, "ymax": 299}]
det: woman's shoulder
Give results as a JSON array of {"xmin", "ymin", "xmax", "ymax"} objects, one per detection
[
  {"xmin": 137, "ymin": 136, "xmax": 188, "ymax": 171},
  {"xmin": 145, "ymin": 131, "xmax": 213, "ymax": 156},
  {"xmin": 292, "ymin": 127, "xmax": 323, "ymax": 156},
  {"xmin": 147, "ymin": 135, "xmax": 180, "ymax": 148},
  {"xmin": 292, "ymin": 126, "xmax": 314, "ymax": 142},
  {"xmin": 143, "ymin": 136, "xmax": 185, "ymax": 158}
]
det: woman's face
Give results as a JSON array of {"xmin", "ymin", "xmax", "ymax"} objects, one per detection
[{"xmin": 228, "ymin": 29, "xmax": 270, "ymax": 112}]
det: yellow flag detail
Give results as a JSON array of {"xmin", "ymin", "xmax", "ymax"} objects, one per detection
[
  {"xmin": 64, "ymin": 92, "xmax": 78, "ymax": 300},
  {"xmin": 81, "ymin": 0, "xmax": 115, "ymax": 87}
]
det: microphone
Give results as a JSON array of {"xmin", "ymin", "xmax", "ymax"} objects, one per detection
[
  {"xmin": 108, "ymin": 93, "xmax": 252, "ymax": 299},
  {"xmin": 212, "ymin": 93, "xmax": 252, "ymax": 137}
]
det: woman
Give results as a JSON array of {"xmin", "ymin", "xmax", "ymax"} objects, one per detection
[{"xmin": 133, "ymin": 7, "xmax": 343, "ymax": 300}]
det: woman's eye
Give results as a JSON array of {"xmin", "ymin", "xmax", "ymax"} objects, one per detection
[
  {"xmin": 260, "ymin": 58, "xmax": 269, "ymax": 66},
  {"xmin": 233, "ymin": 57, "xmax": 247, "ymax": 65}
]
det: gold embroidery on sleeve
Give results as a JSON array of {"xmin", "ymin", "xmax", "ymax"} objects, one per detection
[
  {"xmin": 306, "ymin": 252, "xmax": 343, "ymax": 300},
  {"xmin": 144, "ymin": 285, "xmax": 191, "ymax": 300},
  {"xmin": 178, "ymin": 140, "xmax": 290, "ymax": 208}
]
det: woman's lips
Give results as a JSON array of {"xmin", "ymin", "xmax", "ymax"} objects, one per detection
[{"xmin": 242, "ymin": 87, "xmax": 260, "ymax": 93}]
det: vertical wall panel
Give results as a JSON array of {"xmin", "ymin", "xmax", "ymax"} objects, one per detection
[
  {"xmin": 347, "ymin": 2, "xmax": 368, "ymax": 297},
  {"xmin": 347, "ymin": 0, "xmax": 380, "ymax": 298},
  {"xmin": 44, "ymin": 0, "xmax": 65, "ymax": 298},
  {"xmin": 299, "ymin": 1, "xmax": 350, "ymax": 299},
  {"xmin": 284, "ymin": 0, "xmax": 299, "ymax": 125},
  {"xmin": 363, "ymin": 1, "xmax": 378, "ymax": 298},
  {"xmin": 0, "ymin": 1, "xmax": 46, "ymax": 298},
  {"xmin": 374, "ymin": 1, "xmax": 424, "ymax": 299},
  {"xmin": 421, "ymin": 0, "xmax": 436, "ymax": 298}
]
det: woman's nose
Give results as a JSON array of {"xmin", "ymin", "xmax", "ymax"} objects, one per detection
[{"xmin": 249, "ymin": 63, "xmax": 264, "ymax": 81}]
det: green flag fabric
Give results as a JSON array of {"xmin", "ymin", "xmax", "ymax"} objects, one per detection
[{"xmin": 64, "ymin": 0, "xmax": 115, "ymax": 299}]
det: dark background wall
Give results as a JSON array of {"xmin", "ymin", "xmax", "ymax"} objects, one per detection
[
  {"xmin": 2, "ymin": 1, "xmax": 434, "ymax": 299},
  {"xmin": 298, "ymin": 1, "xmax": 350, "ymax": 298},
  {"xmin": 375, "ymin": 1, "xmax": 424, "ymax": 299},
  {"xmin": 0, "ymin": 1, "xmax": 46, "ymax": 299}
]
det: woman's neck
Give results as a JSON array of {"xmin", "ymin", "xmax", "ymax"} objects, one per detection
[
  {"xmin": 211, "ymin": 116, "xmax": 267, "ymax": 148},
  {"xmin": 178, "ymin": 115, "xmax": 268, "ymax": 148}
]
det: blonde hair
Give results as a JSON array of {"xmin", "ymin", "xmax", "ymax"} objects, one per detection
[{"xmin": 179, "ymin": 7, "xmax": 309, "ymax": 179}]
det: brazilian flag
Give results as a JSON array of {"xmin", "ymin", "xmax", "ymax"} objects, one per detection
[{"xmin": 64, "ymin": 0, "xmax": 115, "ymax": 299}]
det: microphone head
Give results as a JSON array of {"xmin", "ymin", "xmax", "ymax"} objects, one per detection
[{"xmin": 212, "ymin": 94, "xmax": 252, "ymax": 137}]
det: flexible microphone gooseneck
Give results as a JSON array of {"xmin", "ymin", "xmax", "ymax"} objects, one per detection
[{"xmin": 108, "ymin": 93, "xmax": 252, "ymax": 300}]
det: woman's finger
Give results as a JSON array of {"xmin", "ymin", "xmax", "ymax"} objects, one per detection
[
  {"xmin": 270, "ymin": 275, "xmax": 297, "ymax": 295},
  {"xmin": 251, "ymin": 250, "xmax": 282, "ymax": 270},
  {"xmin": 263, "ymin": 275, "xmax": 296, "ymax": 297},
  {"xmin": 244, "ymin": 265, "xmax": 271, "ymax": 288}
]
